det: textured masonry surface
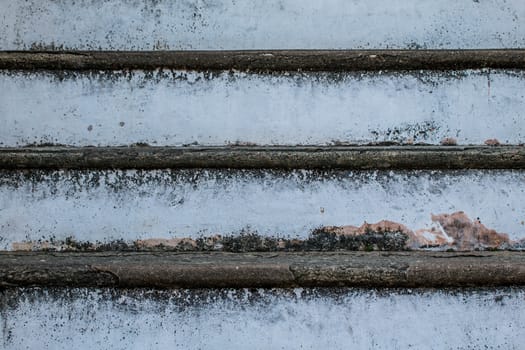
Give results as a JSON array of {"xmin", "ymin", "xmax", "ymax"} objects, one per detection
[
  {"xmin": 1, "ymin": 288, "xmax": 524, "ymax": 350},
  {"xmin": 2, "ymin": 251, "xmax": 525, "ymax": 288},
  {"xmin": 1, "ymin": 69, "xmax": 524, "ymax": 146},
  {"xmin": 1, "ymin": 169, "xmax": 525, "ymax": 250},
  {"xmin": 2, "ymin": 0, "xmax": 525, "ymax": 50}
]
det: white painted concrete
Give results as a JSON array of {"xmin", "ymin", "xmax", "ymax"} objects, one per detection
[
  {"xmin": 0, "ymin": 169, "xmax": 524, "ymax": 249},
  {"xmin": 1, "ymin": 70, "xmax": 524, "ymax": 146},
  {"xmin": 1, "ymin": 0, "xmax": 524, "ymax": 50},
  {"xmin": 2, "ymin": 288, "xmax": 524, "ymax": 349}
]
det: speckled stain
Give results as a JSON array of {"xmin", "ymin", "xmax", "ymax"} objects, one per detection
[
  {"xmin": 1, "ymin": 287, "xmax": 525, "ymax": 349},
  {"xmin": 1, "ymin": 69, "xmax": 524, "ymax": 146},
  {"xmin": 1, "ymin": 0, "xmax": 525, "ymax": 50}
]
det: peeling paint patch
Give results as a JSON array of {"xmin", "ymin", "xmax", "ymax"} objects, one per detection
[
  {"xmin": 321, "ymin": 212, "xmax": 512, "ymax": 251},
  {"xmin": 431, "ymin": 212, "xmax": 510, "ymax": 250},
  {"xmin": 485, "ymin": 138, "xmax": 501, "ymax": 146},
  {"xmin": 440, "ymin": 137, "xmax": 458, "ymax": 146}
]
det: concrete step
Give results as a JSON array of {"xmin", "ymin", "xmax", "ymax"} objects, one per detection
[
  {"xmin": 1, "ymin": 66, "xmax": 524, "ymax": 146},
  {"xmin": 2, "ymin": 287, "xmax": 524, "ymax": 349},
  {"xmin": 1, "ymin": 168, "xmax": 524, "ymax": 251},
  {"xmin": 2, "ymin": 1, "xmax": 524, "ymax": 50}
]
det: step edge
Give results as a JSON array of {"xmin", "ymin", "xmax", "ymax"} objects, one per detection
[
  {"xmin": 1, "ymin": 145, "xmax": 523, "ymax": 170},
  {"xmin": 1, "ymin": 251, "xmax": 524, "ymax": 288},
  {"xmin": 2, "ymin": 50, "xmax": 525, "ymax": 71}
]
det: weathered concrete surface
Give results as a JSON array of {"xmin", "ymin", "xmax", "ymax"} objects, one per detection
[
  {"xmin": 1, "ymin": 251, "xmax": 525, "ymax": 288},
  {"xmin": 1, "ymin": 287, "xmax": 524, "ymax": 349},
  {"xmin": 1, "ymin": 70, "xmax": 524, "ymax": 146},
  {"xmin": 1, "ymin": 146, "xmax": 525, "ymax": 170},
  {"xmin": 1, "ymin": 0, "xmax": 524, "ymax": 50},
  {"xmin": 7, "ymin": 212, "xmax": 520, "ymax": 252},
  {"xmin": 1, "ymin": 169, "xmax": 524, "ymax": 249},
  {"xmin": 3, "ymin": 50, "xmax": 525, "ymax": 71}
]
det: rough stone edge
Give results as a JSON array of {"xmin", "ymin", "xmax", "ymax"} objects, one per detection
[
  {"xmin": 1, "ymin": 145, "xmax": 524, "ymax": 170},
  {"xmin": 1, "ymin": 50, "xmax": 525, "ymax": 71},
  {"xmin": 1, "ymin": 251, "xmax": 525, "ymax": 288}
]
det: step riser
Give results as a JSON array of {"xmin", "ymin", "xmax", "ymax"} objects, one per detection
[
  {"xmin": 2, "ymin": 1, "xmax": 524, "ymax": 50},
  {"xmin": 1, "ymin": 70, "xmax": 524, "ymax": 146},
  {"xmin": 2, "ymin": 288, "xmax": 524, "ymax": 349},
  {"xmin": 1, "ymin": 169, "xmax": 523, "ymax": 250}
]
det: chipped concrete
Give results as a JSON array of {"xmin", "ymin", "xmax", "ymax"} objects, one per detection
[
  {"xmin": 431, "ymin": 212, "xmax": 510, "ymax": 250},
  {"xmin": 1, "ymin": 70, "xmax": 524, "ymax": 146},
  {"xmin": 1, "ymin": 0, "xmax": 525, "ymax": 50},
  {"xmin": 322, "ymin": 213, "xmax": 511, "ymax": 250},
  {"xmin": 440, "ymin": 137, "xmax": 458, "ymax": 146},
  {"xmin": 1, "ymin": 288, "xmax": 525, "ymax": 349},
  {"xmin": 135, "ymin": 238, "xmax": 197, "ymax": 250},
  {"xmin": 485, "ymin": 138, "xmax": 502, "ymax": 146},
  {"xmin": 322, "ymin": 220, "xmax": 453, "ymax": 249},
  {"xmin": 1, "ymin": 169, "xmax": 524, "ymax": 250}
]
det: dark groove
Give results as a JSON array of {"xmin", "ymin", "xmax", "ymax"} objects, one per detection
[
  {"xmin": 0, "ymin": 145, "xmax": 524, "ymax": 170},
  {"xmin": 1, "ymin": 50, "xmax": 525, "ymax": 71}
]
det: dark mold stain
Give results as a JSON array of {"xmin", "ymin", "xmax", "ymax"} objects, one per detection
[
  {"xmin": 10, "ymin": 229, "xmax": 409, "ymax": 253},
  {"xmin": 3, "ymin": 68, "xmax": 524, "ymax": 87}
]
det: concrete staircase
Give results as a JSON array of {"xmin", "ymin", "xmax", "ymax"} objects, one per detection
[{"xmin": 1, "ymin": 1, "xmax": 525, "ymax": 349}]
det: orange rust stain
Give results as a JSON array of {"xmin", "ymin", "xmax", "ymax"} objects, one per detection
[
  {"xmin": 431, "ymin": 211, "xmax": 509, "ymax": 250},
  {"xmin": 484, "ymin": 138, "xmax": 501, "ymax": 146},
  {"xmin": 11, "ymin": 242, "xmax": 33, "ymax": 251},
  {"xmin": 322, "ymin": 220, "xmax": 452, "ymax": 249},
  {"xmin": 410, "ymin": 228, "xmax": 453, "ymax": 249},
  {"xmin": 440, "ymin": 137, "xmax": 458, "ymax": 146},
  {"xmin": 135, "ymin": 238, "xmax": 197, "ymax": 249},
  {"xmin": 12, "ymin": 241, "xmax": 58, "ymax": 251},
  {"xmin": 322, "ymin": 220, "xmax": 411, "ymax": 237},
  {"xmin": 319, "ymin": 212, "xmax": 510, "ymax": 250}
]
